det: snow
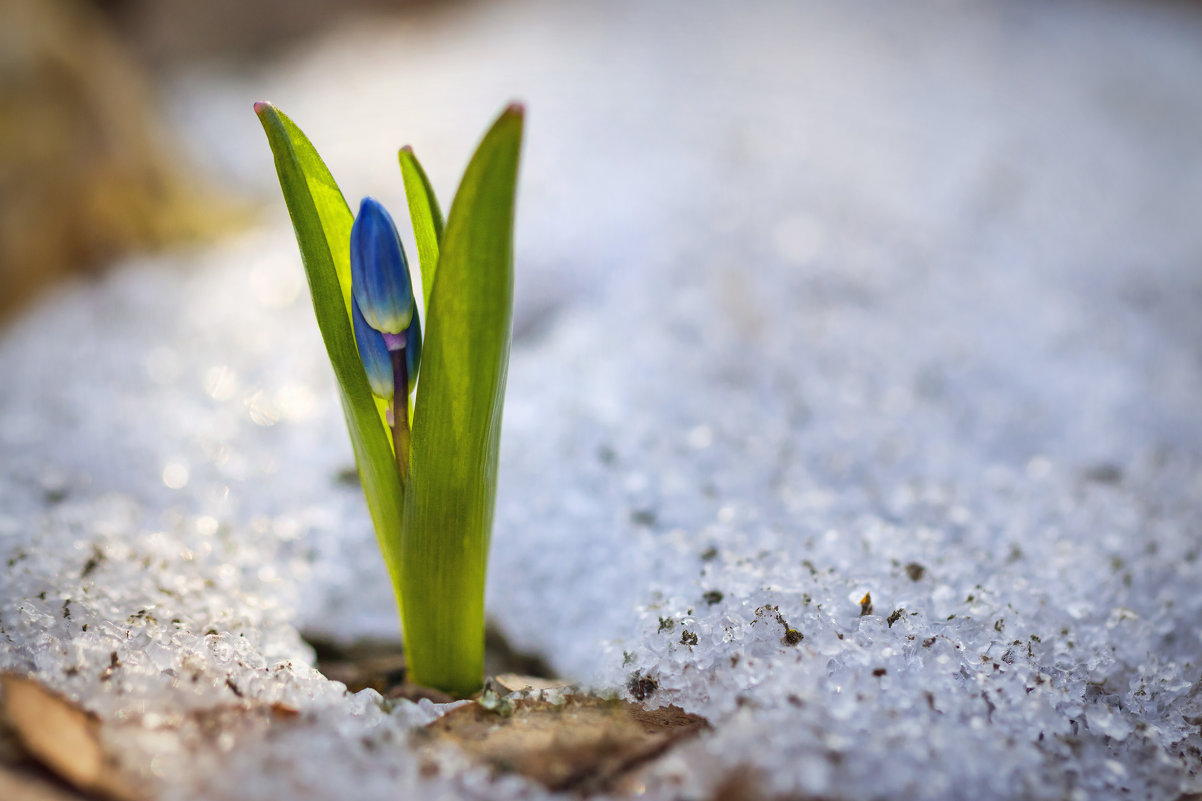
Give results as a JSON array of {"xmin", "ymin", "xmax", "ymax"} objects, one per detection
[{"xmin": 3, "ymin": 0, "xmax": 1202, "ymax": 799}]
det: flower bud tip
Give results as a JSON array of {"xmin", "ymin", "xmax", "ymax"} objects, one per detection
[{"xmin": 350, "ymin": 197, "xmax": 415, "ymax": 335}]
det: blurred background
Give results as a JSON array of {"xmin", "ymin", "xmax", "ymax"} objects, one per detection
[
  {"xmin": 1, "ymin": 0, "xmax": 432, "ymax": 321},
  {"xmin": 2, "ymin": 0, "xmax": 1202, "ymax": 430},
  {"xmin": 4, "ymin": 0, "xmax": 1201, "ymax": 331}
]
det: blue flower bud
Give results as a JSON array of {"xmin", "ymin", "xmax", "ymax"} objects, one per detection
[
  {"xmin": 350, "ymin": 197, "xmax": 415, "ymax": 334},
  {"xmin": 352, "ymin": 297, "xmax": 394, "ymax": 400}
]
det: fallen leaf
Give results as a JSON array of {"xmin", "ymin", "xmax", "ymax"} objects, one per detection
[
  {"xmin": 419, "ymin": 693, "xmax": 708, "ymax": 795},
  {"xmin": 0, "ymin": 762, "xmax": 90, "ymax": 801},
  {"xmin": 0, "ymin": 674, "xmax": 142, "ymax": 801}
]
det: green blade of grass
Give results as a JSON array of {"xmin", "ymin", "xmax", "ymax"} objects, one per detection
[
  {"xmin": 254, "ymin": 101, "xmax": 405, "ymax": 595},
  {"xmin": 398, "ymin": 146, "xmax": 444, "ymax": 314},
  {"xmin": 400, "ymin": 104, "xmax": 524, "ymax": 696}
]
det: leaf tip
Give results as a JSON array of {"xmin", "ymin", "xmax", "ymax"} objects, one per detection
[
  {"xmin": 253, "ymin": 100, "xmax": 273, "ymax": 117},
  {"xmin": 503, "ymin": 101, "xmax": 526, "ymax": 119},
  {"xmin": 399, "ymin": 144, "xmax": 414, "ymax": 155}
]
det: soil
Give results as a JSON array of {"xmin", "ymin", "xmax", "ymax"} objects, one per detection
[{"xmin": 304, "ymin": 623, "xmax": 557, "ymax": 703}]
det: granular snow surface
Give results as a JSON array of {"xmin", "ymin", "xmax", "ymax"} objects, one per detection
[{"xmin": 2, "ymin": 1, "xmax": 1202, "ymax": 799}]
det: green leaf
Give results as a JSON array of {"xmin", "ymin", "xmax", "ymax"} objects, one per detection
[
  {"xmin": 398, "ymin": 146, "xmax": 444, "ymax": 314},
  {"xmin": 400, "ymin": 104, "xmax": 524, "ymax": 696},
  {"xmin": 254, "ymin": 102, "xmax": 405, "ymax": 595}
]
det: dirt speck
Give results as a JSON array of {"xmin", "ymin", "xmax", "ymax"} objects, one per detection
[
  {"xmin": 627, "ymin": 674, "xmax": 657, "ymax": 701},
  {"xmin": 80, "ymin": 547, "xmax": 104, "ymax": 578}
]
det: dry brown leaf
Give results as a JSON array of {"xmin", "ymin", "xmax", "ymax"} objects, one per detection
[
  {"xmin": 0, "ymin": 674, "xmax": 142, "ymax": 801},
  {"xmin": 0, "ymin": 762, "xmax": 89, "ymax": 801},
  {"xmin": 419, "ymin": 694, "xmax": 708, "ymax": 795}
]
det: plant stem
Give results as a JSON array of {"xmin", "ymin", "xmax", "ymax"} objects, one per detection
[{"xmin": 391, "ymin": 348, "xmax": 410, "ymax": 483}]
